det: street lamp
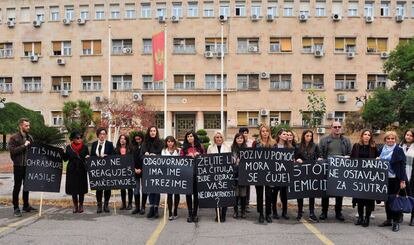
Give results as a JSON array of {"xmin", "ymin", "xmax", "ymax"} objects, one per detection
[
  {"xmin": 0, "ymin": 97, "xmax": 6, "ymax": 109},
  {"xmin": 355, "ymin": 95, "xmax": 367, "ymax": 108}
]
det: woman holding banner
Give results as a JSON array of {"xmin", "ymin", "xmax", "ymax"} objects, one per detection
[
  {"xmin": 162, "ymin": 136, "xmax": 181, "ymax": 220},
  {"xmin": 141, "ymin": 126, "xmax": 164, "ymax": 219},
  {"xmin": 115, "ymin": 134, "xmax": 133, "ymax": 210},
  {"xmin": 350, "ymin": 130, "xmax": 379, "ymax": 227},
  {"xmin": 272, "ymin": 128, "xmax": 292, "ymax": 220},
  {"xmin": 252, "ymin": 124, "xmax": 275, "ymax": 224},
  {"xmin": 91, "ymin": 127, "xmax": 115, "ymax": 213},
  {"xmin": 379, "ymin": 131, "xmax": 407, "ymax": 232},
  {"xmin": 400, "ymin": 128, "xmax": 414, "ymax": 226},
  {"xmin": 294, "ymin": 129, "xmax": 322, "ymax": 222},
  {"xmin": 64, "ymin": 131, "xmax": 89, "ymax": 213},
  {"xmin": 130, "ymin": 131, "xmax": 147, "ymax": 215},
  {"xmin": 207, "ymin": 131, "xmax": 231, "ymax": 222},
  {"xmin": 231, "ymin": 133, "xmax": 247, "ymax": 219},
  {"xmin": 181, "ymin": 130, "xmax": 205, "ymax": 223},
  {"xmin": 286, "ymin": 130, "xmax": 297, "ymax": 148}
]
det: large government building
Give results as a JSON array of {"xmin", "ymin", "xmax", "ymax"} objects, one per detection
[{"xmin": 0, "ymin": 0, "xmax": 413, "ymax": 140}]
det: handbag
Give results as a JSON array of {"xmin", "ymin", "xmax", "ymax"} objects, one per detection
[{"xmin": 388, "ymin": 188, "xmax": 414, "ymax": 213}]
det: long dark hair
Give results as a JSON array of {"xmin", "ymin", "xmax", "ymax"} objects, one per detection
[
  {"xmin": 231, "ymin": 133, "xmax": 246, "ymax": 154},
  {"xmin": 182, "ymin": 130, "xmax": 203, "ymax": 155},
  {"xmin": 164, "ymin": 135, "xmax": 178, "ymax": 151},
  {"xmin": 115, "ymin": 134, "xmax": 130, "ymax": 153},
  {"xmin": 358, "ymin": 129, "xmax": 376, "ymax": 147},
  {"xmin": 400, "ymin": 128, "xmax": 414, "ymax": 146},
  {"xmin": 275, "ymin": 128, "xmax": 292, "ymax": 148},
  {"xmin": 143, "ymin": 126, "xmax": 163, "ymax": 149},
  {"xmin": 286, "ymin": 129, "xmax": 297, "ymax": 147},
  {"xmin": 298, "ymin": 129, "xmax": 315, "ymax": 158}
]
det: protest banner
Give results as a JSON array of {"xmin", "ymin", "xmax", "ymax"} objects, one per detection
[
  {"xmin": 142, "ymin": 155, "xmax": 194, "ymax": 194},
  {"xmin": 87, "ymin": 154, "xmax": 136, "ymax": 190}
]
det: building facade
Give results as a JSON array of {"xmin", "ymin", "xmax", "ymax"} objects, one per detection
[{"xmin": 0, "ymin": 0, "xmax": 413, "ymax": 140}]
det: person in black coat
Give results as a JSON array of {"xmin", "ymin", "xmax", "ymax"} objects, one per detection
[
  {"xmin": 115, "ymin": 134, "xmax": 133, "ymax": 210},
  {"xmin": 63, "ymin": 131, "xmax": 89, "ymax": 213},
  {"xmin": 141, "ymin": 126, "xmax": 164, "ymax": 219},
  {"xmin": 90, "ymin": 127, "xmax": 115, "ymax": 213},
  {"xmin": 130, "ymin": 131, "xmax": 147, "ymax": 215},
  {"xmin": 350, "ymin": 130, "xmax": 379, "ymax": 227},
  {"xmin": 378, "ymin": 131, "xmax": 408, "ymax": 232}
]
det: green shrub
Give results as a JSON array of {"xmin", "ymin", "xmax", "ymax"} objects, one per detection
[{"xmin": 196, "ymin": 129, "xmax": 207, "ymax": 136}]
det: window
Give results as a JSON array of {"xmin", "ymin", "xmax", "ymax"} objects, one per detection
[
  {"xmin": 143, "ymin": 75, "xmax": 164, "ymax": 90},
  {"xmin": 172, "ymin": 2, "xmax": 183, "ymax": 17},
  {"xmin": 204, "ymin": 2, "xmax": 214, "ymax": 17},
  {"xmin": 335, "ymin": 74, "xmax": 356, "ymax": 90},
  {"xmin": 112, "ymin": 39, "xmax": 133, "ymax": 54},
  {"xmin": 220, "ymin": 1, "xmax": 230, "ymax": 16},
  {"xmin": 173, "ymin": 38, "xmax": 196, "ymax": 53},
  {"xmin": 267, "ymin": 1, "xmax": 278, "ymax": 17},
  {"xmin": 270, "ymin": 37, "xmax": 292, "ymax": 52},
  {"xmin": 205, "ymin": 38, "xmax": 228, "ymax": 53},
  {"xmin": 270, "ymin": 74, "xmax": 291, "ymax": 90},
  {"xmin": 237, "ymin": 74, "xmax": 259, "ymax": 90},
  {"xmin": 95, "ymin": 4, "xmax": 105, "ymax": 20},
  {"xmin": 143, "ymin": 39, "xmax": 152, "ymax": 54},
  {"xmin": 0, "ymin": 77, "xmax": 13, "ymax": 93},
  {"xmin": 125, "ymin": 3, "xmax": 136, "ymax": 19},
  {"xmin": 52, "ymin": 41, "xmax": 71, "ymax": 56},
  {"xmin": 235, "ymin": 2, "xmax": 246, "ymax": 17},
  {"xmin": 0, "ymin": 43, "xmax": 13, "ymax": 58},
  {"xmin": 110, "ymin": 4, "xmax": 120, "ymax": 19},
  {"xmin": 348, "ymin": 1, "xmax": 358, "ymax": 16},
  {"xmin": 50, "ymin": 6, "xmax": 59, "ymax": 21},
  {"xmin": 302, "ymin": 37, "xmax": 324, "ymax": 53},
  {"xmin": 34, "ymin": 7, "xmax": 45, "ymax": 21},
  {"xmin": 174, "ymin": 75, "xmax": 195, "ymax": 90},
  {"xmin": 188, "ymin": 2, "xmax": 199, "ymax": 17},
  {"xmin": 80, "ymin": 5, "xmax": 89, "ymax": 20},
  {"xmin": 7, "ymin": 8, "xmax": 16, "ymax": 22},
  {"xmin": 283, "ymin": 1, "xmax": 294, "ymax": 16},
  {"xmin": 367, "ymin": 75, "xmax": 387, "ymax": 90},
  {"xmin": 112, "ymin": 75, "xmax": 132, "ymax": 91},
  {"xmin": 399, "ymin": 38, "xmax": 411, "ymax": 45},
  {"xmin": 64, "ymin": 5, "xmax": 74, "ymax": 20},
  {"xmin": 270, "ymin": 111, "xmax": 291, "ymax": 126},
  {"xmin": 51, "ymin": 76, "xmax": 71, "ymax": 91},
  {"xmin": 396, "ymin": 2, "xmax": 406, "ymax": 16},
  {"xmin": 82, "ymin": 40, "xmax": 102, "ymax": 55},
  {"xmin": 299, "ymin": 1, "xmax": 310, "ymax": 16},
  {"xmin": 155, "ymin": 114, "xmax": 165, "ymax": 129},
  {"xmin": 335, "ymin": 37, "xmax": 357, "ymax": 52},
  {"xmin": 315, "ymin": 1, "xmax": 326, "ymax": 16},
  {"xmin": 156, "ymin": 3, "xmax": 167, "ymax": 18},
  {"xmin": 237, "ymin": 38, "xmax": 260, "ymax": 53},
  {"xmin": 22, "ymin": 77, "xmax": 42, "ymax": 92},
  {"xmin": 21, "ymin": 7, "xmax": 31, "ymax": 22},
  {"xmin": 204, "ymin": 113, "xmax": 221, "ymax": 129},
  {"xmin": 302, "ymin": 74, "xmax": 324, "ymax": 89},
  {"xmin": 23, "ymin": 42, "xmax": 41, "ymax": 56},
  {"xmin": 81, "ymin": 76, "xmax": 102, "ymax": 91},
  {"xmin": 334, "ymin": 111, "xmax": 346, "ymax": 123},
  {"xmin": 364, "ymin": 2, "xmax": 374, "ymax": 17},
  {"xmin": 141, "ymin": 3, "xmax": 151, "ymax": 18},
  {"xmin": 251, "ymin": 2, "xmax": 262, "ymax": 16},
  {"xmin": 332, "ymin": 1, "xmax": 343, "ymax": 15},
  {"xmin": 205, "ymin": 74, "xmax": 227, "ymax": 89},
  {"xmin": 412, "ymin": 2, "xmax": 414, "ymax": 17},
  {"xmin": 367, "ymin": 38, "xmax": 388, "ymax": 53},
  {"xmin": 380, "ymin": 1, "xmax": 390, "ymax": 16},
  {"xmin": 51, "ymin": 111, "xmax": 63, "ymax": 126},
  {"xmin": 237, "ymin": 111, "xmax": 259, "ymax": 126}
]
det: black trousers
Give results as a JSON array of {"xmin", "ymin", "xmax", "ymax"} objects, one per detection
[
  {"xmin": 186, "ymin": 179, "xmax": 198, "ymax": 216},
  {"xmin": 121, "ymin": 189, "xmax": 133, "ymax": 205},
  {"xmin": 96, "ymin": 190, "xmax": 111, "ymax": 203},
  {"xmin": 13, "ymin": 166, "xmax": 29, "ymax": 209},
  {"xmin": 321, "ymin": 196, "xmax": 343, "ymax": 215},
  {"xmin": 297, "ymin": 198, "xmax": 315, "ymax": 214},
  {"xmin": 273, "ymin": 186, "xmax": 288, "ymax": 215},
  {"xmin": 167, "ymin": 194, "xmax": 180, "ymax": 215},
  {"xmin": 255, "ymin": 185, "xmax": 272, "ymax": 216},
  {"xmin": 385, "ymin": 178, "xmax": 404, "ymax": 222}
]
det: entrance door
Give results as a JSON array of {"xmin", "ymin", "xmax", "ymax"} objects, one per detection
[{"xmin": 176, "ymin": 114, "xmax": 195, "ymax": 141}]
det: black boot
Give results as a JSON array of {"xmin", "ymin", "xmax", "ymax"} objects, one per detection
[
  {"xmin": 154, "ymin": 207, "xmax": 159, "ymax": 218},
  {"xmin": 97, "ymin": 202, "xmax": 103, "ymax": 214},
  {"xmin": 103, "ymin": 202, "xmax": 110, "ymax": 213},
  {"xmin": 132, "ymin": 195, "xmax": 140, "ymax": 214},
  {"xmin": 233, "ymin": 205, "xmax": 239, "ymax": 219},
  {"xmin": 240, "ymin": 197, "xmax": 247, "ymax": 219},
  {"xmin": 187, "ymin": 209, "xmax": 193, "ymax": 223},
  {"xmin": 355, "ymin": 216, "xmax": 363, "ymax": 225},
  {"xmin": 120, "ymin": 200, "xmax": 127, "ymax": 210},
  {"xmin": 410, "ymin": 216, "xmax": 414, "ymax": 226},
  {"xmin": 140, "ymin": 195, "xmax": 147, "ymax": 215},
  {"xmin": 147, "ymin": 206, "xmax": 155, "ymax": 219}
]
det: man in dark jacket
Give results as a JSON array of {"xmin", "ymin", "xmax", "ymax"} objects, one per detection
[
  {"xmin": 8, "ymin": 118, "xmax": 36, "ymax": 217},
  {"xmin": 319, "ymin": 121, "xmax": 352, "ymax": 221}
]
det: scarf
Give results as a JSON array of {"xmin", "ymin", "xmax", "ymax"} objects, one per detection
[
  {"xmin": 71, "ymin": 142, "xmax": 83, "ymax": 156},
  {"xmin": 96, "ymin": 140, "xmax": 106, "ymax": 157},
  {"xmin": 380, "ymin": 144, "xmax": 396, "ymax": 177}
]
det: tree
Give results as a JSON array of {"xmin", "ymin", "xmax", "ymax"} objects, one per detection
[
  {"xmin": 30, "ymin": 124, "xmax": 65, "ymax": 146},
  {"xmin": 62, "ymin": 100, "xmax": 94, "ymax": 136},
  {"xmin": 383, "ymin": 38, "xmax": 414, "ymax": 91},
  {"xmin": 299, "ymin": 89, "xmax": 327, "ymax": 129},
  {"xmin": 344, "ymin": 111, "xmax": 366, "ymax": 134}
]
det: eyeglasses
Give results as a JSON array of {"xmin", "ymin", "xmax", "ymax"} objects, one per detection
[
  {"xmin": 75, "ymin": 136, "xmax": 82, "ymax": 140},
  {"xmin": 332, "ymin": 126, "xmax": 342, "ymax": 129}
]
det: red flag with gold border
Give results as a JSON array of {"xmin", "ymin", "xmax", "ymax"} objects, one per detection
[{"xmin": 152, "ymin": 32, "xmax": 165, "ymax": 81}]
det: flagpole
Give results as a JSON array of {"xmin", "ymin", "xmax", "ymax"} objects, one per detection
[
  {"xmin": 220, "ymin": 22, "xmax": 224, "ymax": 133},
  {"xmin": 164, "ymin": 24, "xmax": 168, "ymax": 137},
  {"xmin": 108, "ymin": 25, "xmax": 112, "ymax": 142}
]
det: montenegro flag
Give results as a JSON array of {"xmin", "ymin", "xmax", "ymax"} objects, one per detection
[{"xmin": 152, "ymin": 31, "xmax": 165, "ymax": 82}]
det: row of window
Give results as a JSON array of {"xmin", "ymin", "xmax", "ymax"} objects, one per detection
[
  {"xmin": 0, "ymin": 74, "xmax": 387, "ymax": 93},
  {"xmin": 0, "ymin": 37, "xmax": 410, "ymax": 58},
  {"xmin": 2, "ymin": 1, "xmax": 414, "ymax": 23}
]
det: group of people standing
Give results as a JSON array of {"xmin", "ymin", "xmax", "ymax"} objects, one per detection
[{"xmin": 9, "ymin": 117, "xmax": 414, "ymax": 232}]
